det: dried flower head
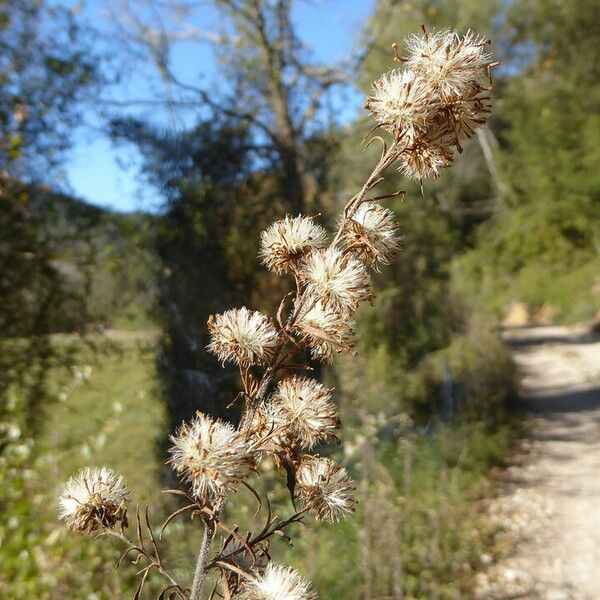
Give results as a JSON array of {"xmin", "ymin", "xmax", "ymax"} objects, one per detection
[
  {"xmin": 208, "ymin": 307, "xmax": 278, "ymax": 367},
  {"xmin": 269, "ymin": 376, "xmax": 339, "ymax": 449},
  {"xmin": 343, "ymin": 202, "xmax": 401, "ymax": 268},
  {"xmin": 260, "ymin": 215, "xmax": 328, "ymax": 274},
  {"xmin": 406, "ymin": 29, "xmax": 492, "ymax": 99},
  {"xmin": 296, "ymin": 457, "xmax": 357, "ymax": 523},
  {"xmin": 438, "ymin": 87, "xmax": 492, "ymax": 150},
  {"xmin": 365, "ymin": 69, "xmax": 436, "ymax": 138},
  {"xmin": 168, "ymin": 412, "xmax": 255, "ymax": 502},
  {"xmin": 299, "ymin": 248, "xmax": 371, "ymax": 313},
  {"xmin": 240, "ymin": 562, "xmax": 318, "ymax": 600},
  {"xmin": 58, "ymin": 467, "xmax": 129, "ymax": 534},
  {"xmin": 294, "ymin": 299, "xmax": 355, "ymax": 363},
  {"xmin": 398, "ymin": 136, "xmax": 452, "ymax": 180}
]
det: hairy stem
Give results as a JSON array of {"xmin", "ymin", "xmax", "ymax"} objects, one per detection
[{"xmin": 190, "ymin": 522, "xmax": 214, "ymax": 600}]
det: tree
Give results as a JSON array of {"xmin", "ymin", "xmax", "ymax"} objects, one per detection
[
  {"xmin": 0, "ymin": 0, "xmax": 97, "ymax": 178},
  {"xmin": 459, "ymin": 0, "xmax": 600, "ymax": 320},
  {"xmin": 104, "ymin": 0, "xmax": 347, "ymax": 214}
]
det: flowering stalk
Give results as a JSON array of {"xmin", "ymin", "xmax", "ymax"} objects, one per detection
[{"xmin": 58, "ymin": 27, "xmax": 495, "ymax": 599}]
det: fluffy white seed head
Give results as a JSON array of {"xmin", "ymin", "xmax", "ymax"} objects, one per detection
[
  {"xmin": 58, "ymin": 467, "xmax": 129, "ymax": 534},
  {"xmin": 269, "ymin": 376, "xmax": 339, "ymax": 449},
  {"xmin": 343, "ymin": 202, "xmax": 401, "ymax": 268},
  {"xmin": 260, "ymin": 216, "xmax": 328, "ymax": 274},
  {"xmin": 207, "ymin": 307, "xmax": 278, "ymax": 367},
  {"xmin": 406, "ymin": 29, "xmax": 492, "ymax": 99},
  {"xmin": 294, "ymin": 299, "xmax": 355, "ymax": 364},
  {"xmin": 296, "ymin": 457, "xmax": 357, "ymax": 523},
  {"xmin": 168, "ymin": 412, "xmax": 255, "ymax": 503},
  {"xmin": 299, "ymin": 248, "xmax": 371, "ymax": 314},
  {"xmin": 240, "ymin": 562, "xmax": 318, "ymax": 600},
  {"xmin": 365, "ymin": 69, "xmax": 436, "ymax": 137}
]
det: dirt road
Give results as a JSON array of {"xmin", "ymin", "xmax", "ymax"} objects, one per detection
[{"xmin": 476, "ymin": 326, "xmax": 600, "ymax": 600}]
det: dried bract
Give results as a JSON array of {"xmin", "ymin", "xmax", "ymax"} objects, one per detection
[
  {"xmin": 168, "ymin": 412, "xmax": 255, "ymax": 503},
  {"xmin": 269, "ymin": 376, "xmax": 339, "ymax": 449},
  {"xmin": 260, "ymin": 215, "xmax": 328, "ymax": 274},
  {"xmin": 342, "ymin": 201, "xmax": 401, "ymax": 268},
  {"xmin": 208, "ymin": 307, "xmax": 278, "ymax": 367},
  {"xmin": 240, "ymin": 562, "xmax": 318, "ymax": 600},
  {"xmin": 299, "ymin": 247, "xmax": 371, "ymax": 314},
  {"xmin": 293, "ymin": 299, "xmax": 355, "ymax": 363},
  {"xmin": 58, "ymin": 467, "xmax": 129, "ymax": 534},
  {"xmin": 296, "ymin": 457, "xmax": 357, "ymax": 523}
]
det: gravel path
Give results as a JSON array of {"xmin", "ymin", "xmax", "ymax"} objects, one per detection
[{"xmin": 476, "ymin": 326, "xmax": 600, "ymax": 600}]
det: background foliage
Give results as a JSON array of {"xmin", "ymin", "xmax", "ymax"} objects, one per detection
[{"xmin": 1, "ymin": 0, "xmax": 597, "ymax": 598}]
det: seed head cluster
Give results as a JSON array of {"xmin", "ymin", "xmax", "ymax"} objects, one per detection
[
  {"xmin": 58, "ymin": 28, "xmax": 493, "ymax": 600},
  {"xmin": 58, "ymin": 467, "xmax": 129, "ymax": 534},
  {"xmin": 366, "ymin": 28, "xmax": 494, "ymax": 179}
]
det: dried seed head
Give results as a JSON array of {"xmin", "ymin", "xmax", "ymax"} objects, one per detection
[
  {"xmin": 269, "ymin": 376, "xmax": 339, "ymax": 449},
  {"xmin": 438, "ymin": 87, "xmax": 492, "ymax": 149},
  {"xmin": 58, "ymin": 467, "xmax": 129, "ymax": 534},
  {"xmin": 260, "ymin": 215, "xmax": 328, "ymax": 275},
  {"xmin": 299, "ymin": 248, "xmax": 371, "ymax": 314},
  {"xmin": 406, "ymin": 29, "xmax": 492, "ymax": 99},
  {"xmin": 294, "ymin": 299, "xmax": 355, "ymax": 364},
  {"xmin": 168, "ymin": 412, "xmax": 255, "ymax": 503},
  {"xmin": 398, "ymin": 137, "xmax": 452, "ymax": 180},
  {"xmin": 240, "ymin": 562, "xmax": 318, "ymax": 600},
  {"xmin": 207, "ymin": 307, "xmax": 278, "ymax": 367},
  {"xmin": 296, "ymin": 456, "xmax": 357, "ymax": 523},
  {"xmin": 365, "ymin": 69, "xmax": 436, "ymax": 138},
  {"xmin": 342, "ymin": 202, "xmax": 401, "ymax": 268}
]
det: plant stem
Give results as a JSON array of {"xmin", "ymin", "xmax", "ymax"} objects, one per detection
[{"xmin": 190, "ymin": 522, "xmax": 214, "ymax": 600}]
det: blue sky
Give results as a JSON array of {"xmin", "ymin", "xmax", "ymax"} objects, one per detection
[{"xmin": 65, "ymin": 0, "xmax": 376, "ymax": 213}]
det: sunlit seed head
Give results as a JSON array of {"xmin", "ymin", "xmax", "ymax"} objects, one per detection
[
  {"xmin": 299, "ymin": 247, "xmax": 371, "ymax": 314},
  {"xmin": 58, "ymin": 467, "xmax": 129, "ymax": 534},
  {"xmin": 365, "ymin": 68, "xmax": 437, "ymax": 137},
  {"xmin": 294, "ymin": 298, "xmax": 355, "ymax": 364},
  {"xmin": 240, "ymin": 562, "xmax": 318, "ymax": 600},
  {"xmin": 168, "ymin": 412, "xmax": 255, "ymax": 503},
  {"xmin": 406, "ymin": 29, "xmax": 493, "ymax": 99},
  {"xmin": 296, "ymin": 456, "xmax": 357, "ymax": 523},
  {"xmin": 343, "ymin": 202, "xmax": 401, "ymax": 268},
  {"xmin": 269, "ymin": 376, "xmax": 339, "ymax": 449},
  {"xmin": 260, "ymin": 215, "xmax": 328, "ymax": 275},
  {"xmin": 207, "ymin": 307, "xmax": 278, "ymax": 367}
]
